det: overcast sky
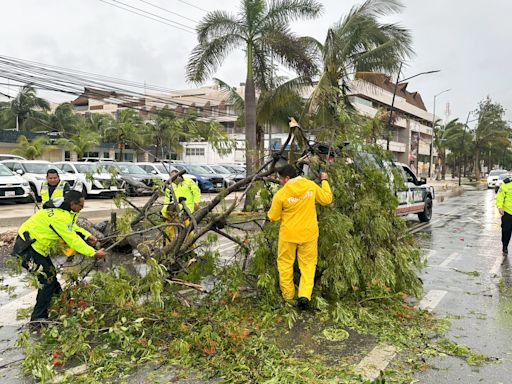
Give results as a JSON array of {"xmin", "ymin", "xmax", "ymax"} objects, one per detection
[{"xmin": 1, "ymin": 0, "xmax": 511, "ymax": 124}]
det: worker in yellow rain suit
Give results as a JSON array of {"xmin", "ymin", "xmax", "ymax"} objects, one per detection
[
  {"xmin": 496, "ymin": 176, "xmax": 512, "ymax": 256},
  {"xmin": 161, "ymin": 170, "xmax": 201, "ymax": 242},
  {"xmin": 12, "ymin": 190, "xmax": 106, "ymax": 328},
  {"xmin": 40, "ymin": 169, "xmax": 70, "ymax": 205},
  {"xmin": 267, "ymin": 164, "xmax": 333, "ymax": 310}
]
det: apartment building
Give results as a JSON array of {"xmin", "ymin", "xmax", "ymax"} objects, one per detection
[{"xmin": 347, "ymin": 74, "xmax": 436, "ymax": 176}]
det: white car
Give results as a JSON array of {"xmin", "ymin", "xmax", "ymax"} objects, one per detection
[
  {"xmin": 0, "ymin": 163, "xmax": 31, "ymax": 202},
  {"xmin": 137, "ymin": 162, "xmax": 197, "ymax": 184},
  {"xmin": 0, "ymin": 160, "xmax": 77, "ymax": 198},
  {"xmin": 54, "ymin": 162, "xmax": 125, "ymax": 197},
  {"xmin": 487, "ymin": 169, "xmax": 509, "ymax": 189}
]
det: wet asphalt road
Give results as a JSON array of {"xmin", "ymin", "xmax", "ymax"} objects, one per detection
[{"xmin": 415, "ymin": 188, "xmax": 512, "ymax": 383}]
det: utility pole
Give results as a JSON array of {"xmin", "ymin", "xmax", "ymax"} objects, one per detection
[
  {"xmin": 459, "ymin": 111, "xmax": 472, "ymax": 186},
  {"xmin": 428, "ymin": 88, "xmax": 451, "ymax": 178}
]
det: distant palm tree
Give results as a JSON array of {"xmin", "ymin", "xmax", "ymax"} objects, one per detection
[
  {"xmin": 307, "ymin": 0, "xmax": 413, "ymax": 128},
  {"xmin": 11, "ymin": 135, "xmax": 53, "ymax": 159},
  {"xmin": 104, "ymin": 110, "xmax": 144, "ymax": 160},
  {"xmin": 187, "ymin": 0, "xmax": 322, "ymax": 173},
  {"xmin": 47, "ymin": 103, "xmax": 78, "ymax": 133},
  {"xmin": 1, "ymin": 85, "xmax": 50, "ymax": 130},
  {"xmin": 57, "ymin": 118, "xmax": 101, "ymax": 160}
]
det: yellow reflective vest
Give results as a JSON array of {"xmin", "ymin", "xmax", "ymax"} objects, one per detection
[
  {"xmin": 161, "ymin": 177, "xmax": 201, "ymax": 219},
  {"xmin": 268, "ymin": 176, "xmax": 333, "ymax": 243},
  {"xmin": 496, "ymin": 180, "xmax": 512, "ymax": 215},
  {"xmin": 18, "ymin": 208, "xmax": 96, "ymax": 257},
  {"xmin": 41, "ymin": 180, "xmax": 68, "ymax": 205}
]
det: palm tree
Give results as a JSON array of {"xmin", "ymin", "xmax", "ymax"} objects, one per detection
[
  {"xmin": 11, "ymin": 135, "xmax": 53, "ymax": 159},
  {"xmin": 0, "ymin": 85, "xmax": 50, "ymax": 131},
  {"xmin": 186, "ymin": 0, "xmax": 322, "ymax": 174},
  {"xmin": 214, "ymin": 76, "xmax": 307, "ymax": 156},
  {"xmin": 307, "ymin": 0, "xmax": 413, "ymax": 129},
  {"xmin": 144, "ymin": 107, "xmax": 191, "ymax": 159},
  {"xmin": 104, "ymin": 110, "xmax": 144, "ymax": 160},
  {"xmin": 435, "ymin": 119, "xmax": 459, "ymax": 180},
  {"xmin": 47, "ymin": 103, "xmax": 79, "ymax": 133},
  {"xmin": 57, "ymin": 117, "xmax": 101, "ymax": 160}
]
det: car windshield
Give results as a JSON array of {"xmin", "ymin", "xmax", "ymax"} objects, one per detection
[
  {"xmin": 24, "ymin": 163, "xmax": 62, "ymax": 174},
  {"xmin": 223, "ymin": 165, "xmax": 244, "ymax": 173},
  {"xmin": 499, "ymin": 174, "xmax": 511, "ymax": 180},
  {"xmin": 74, "ymin": 163, "xmax": 107, "ymax": 174},
  {"xmin": 210, "ymin": 165, "xmax": 230, "ymax": 174},
  {"xmin": 187, "ymin": 165, "xmax": 210, "ymax": 174},
  {"xmin": 490, "ymin": 170, "xmax": 508, "ymax": 177},
  {"xmin": 154, "ymin": 164, "xmax": 175, "ymax": 173},
  {"xmin": 0, "ymin": 164, "xmax": 14, "ymax": 176},
  {"xmin": 111, "ymin": 163, "xmax": 147, "ymax": 174}
]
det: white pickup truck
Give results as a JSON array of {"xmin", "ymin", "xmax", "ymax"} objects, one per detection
[{"xmin": 393, "ymin": 162, "xmax": 435, "ymax": 222}]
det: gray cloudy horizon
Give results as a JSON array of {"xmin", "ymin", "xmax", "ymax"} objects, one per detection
[{"xmin": 1, "ymin": 0, "xmax": 511, "ymax": 124}]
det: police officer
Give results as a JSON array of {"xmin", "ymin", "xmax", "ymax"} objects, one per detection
[
  {"xmin": 267, "ymin": 165, "xmax": 333, "ymax": 310},
  {"xmin": 41, "ymin": 169, "xmax": 70, "ymax": 205},
  {"xmin": 12, "ymin": 190, "xmax": 106, "ymax": 328},
  {"xmin": 161, "ymin": 170, "xmax": 201, "ymax": 218},
  {"xmin": 496, "ymin": 175, "xmax": 512, "ymax": 256}
]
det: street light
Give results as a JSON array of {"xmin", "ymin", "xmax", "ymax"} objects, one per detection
[
  {"xmin": 386, "ymin": 65, "xmax": 441, "ymax": 151},
  {"xmin": 428, "ymin": 88, "xmax": 451, "ymax": 178}
]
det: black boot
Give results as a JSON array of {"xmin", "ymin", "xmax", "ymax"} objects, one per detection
[
  {"xmin": 297, "ymin": 297, "xmax": 309, "ymax": 310},
  {"xmin": 503, "ymin": 247, "xmax": 508, "ymax": 257}
]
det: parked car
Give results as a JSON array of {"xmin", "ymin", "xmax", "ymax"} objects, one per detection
[
  {"xmin": 200, "ymin": 164, "xmax": 245, "ymax": 188},
  {"xmin": 487, "ymin": 169, "xmax": 509, "ymax": 189},
  {"xmin": 105, "ymin": 162, "xmax": 154, "ymax": 196},
  {"xmin": 219, "ymin": 164, "xmax": 246, "ymax": 176},
  {"xmin": 137, "ymin": 162, "xmax": 198, "ymax": 184},
  {"xmin": 172, "ymin": 164, "xmax": 217, "ymax": 192},
  {"xmin": 0, "ymin": 160, "xmax": 77, "ymax": 198},
  {"xmin": 0, "ymin": 154, "xmax": 26, "ymax": 161},
  {"xmin": 494, "ymin": 173, "xmax": 512, "ymax": 193},
  {"xmin": 0, "ymin": 163, "xmax": 32, "ymax": 202},
  {"xmin": 80, "ymin": 157, "xmax": 116, "ymax": 163},
  {"xmin": 54, "ymin": 162, "xmax": 125, "ymax": 197}
]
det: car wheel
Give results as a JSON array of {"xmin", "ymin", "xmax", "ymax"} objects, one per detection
[{"xmin": 418, "ymin": 197, "xmax": 433, "ymax": 222}]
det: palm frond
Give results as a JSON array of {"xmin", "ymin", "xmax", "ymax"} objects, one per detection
[
  {"xmin": 187, "ymin": 34, "xmax": 244, "ymax": 83},
  {"xmin": 197, "ymin": 10, "xmax": 243, "ymax": 43},
  {"xmin": 264, "ymin": 0, "xmax": 323, "ymax": 26}
]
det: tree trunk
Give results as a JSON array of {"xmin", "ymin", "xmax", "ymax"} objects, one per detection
[{"xmin": 475, "ymin": 151, "xmax": 481, "ymax": 180}]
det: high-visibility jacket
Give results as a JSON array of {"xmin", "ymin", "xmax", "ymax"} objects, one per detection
[
  {"xmin": 497, "ymin": 180, "xmax": 512, "ymax": 215},
  {"xmin": 18, "ymin": 208, "xmax": 96, "ymax": 257},
  {"xmin": 268, "ymin": 176, "xmax": 333, "ymax": 243},
  {"xmin": 41, "ymin": 180, "xmax": 69, "ymax": 205},
  {"xmin": 161, "ymin": 177, "xmax": 201, "ymax": 219}
]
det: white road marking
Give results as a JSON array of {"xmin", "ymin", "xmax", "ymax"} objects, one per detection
[
  {"xmin": 356, "ymin": 344, "xmax": 397, "ymax": 381},
  {"xmin": 419, "ymin": 289, "xmax": 448, "ymax": 310},
  {"xmin": 438, "ymin": 252, "xmax": 459, "ymax": 268}
]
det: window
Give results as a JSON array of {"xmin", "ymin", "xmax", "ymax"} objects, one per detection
[{"xmin": 186, "ymin": 147, "xmax": 205, "ymax": 156}]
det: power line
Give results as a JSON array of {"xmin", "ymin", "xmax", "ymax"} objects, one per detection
[
  {"xmin": 136, "ymin": 0, "xmax": 198, "ymax": 23},
  {"xmin": 0, "ymin": 55, "xmax": 240, "ymax": 119},
  {"xmin": 0, "ymin": 55, "xmax": 241, "ymax": 117},
  {"xmin": 176, "ymin": 0, "xmax": 208, "ymax": 13},
  {"xmin": 107, "ymin": 0, "xmax": 196, "ymax": 31},
  {"xmin": 99, "ymin": 0, "xmax": 195, "ymax": 34}
]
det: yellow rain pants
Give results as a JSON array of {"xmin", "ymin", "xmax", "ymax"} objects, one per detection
[{"xmin": 277, "ymin": 237, "xmax": 318, "ymax": 300}]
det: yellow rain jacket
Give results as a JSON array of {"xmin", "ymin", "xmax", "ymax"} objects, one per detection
[
  {"xmin": 268, "ymin": 177, "xmax": 333, "ymax": 242},
  {"xmin": 497, "ymin": 180, "xmax": 512, "ymax": 215},
  {"xmin": 161, "ymin": 177, "xmax": 201, "ymax": 219},
  {"xmin": 18, "ymin": 208, "xmax": 96, "ymax": 257},
  {"xmin": 40, "ymin": 180, "xmax": 69, "ymax": 205}
]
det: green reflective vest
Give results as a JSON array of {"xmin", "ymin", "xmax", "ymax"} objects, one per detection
[
  {"xmin": 497, "ymin": 181, "xmax": 512, "ymax": 215},
  {"xmin": 161, "ymin": 177, "xmax": 201, "ymax": 219},
  {"xmin": 41, "ymin": 180, "xmax": 68, "ymax": 205},
  {"xmin": 18, "ymin": 208, "xmax": 95, "ymax": 257}
]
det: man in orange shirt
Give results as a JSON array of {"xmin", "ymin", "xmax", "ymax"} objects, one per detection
[{"xmin": 267, "ymin": 164, "xmax": 333, "ymax": 309}]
